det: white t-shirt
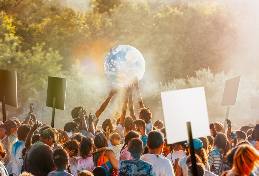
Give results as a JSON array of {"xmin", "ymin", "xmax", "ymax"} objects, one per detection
[
  {"xmin": 11, "ymin": 141, "xmax": 25, "ymax": 176},
  {"xmin": 166, "ymin": 150, "xmax": 186, "ymax": 167},
  {"xmin": 77, "ymin": 156, "xmax": 94, "ymax": 172},
  {"xmin": 141, "ymin": 154, "xmax": 175, "ymax": 176},
  {"xmin": 146, "ymin": 122, "xmax": 153, "ymax": 134}
]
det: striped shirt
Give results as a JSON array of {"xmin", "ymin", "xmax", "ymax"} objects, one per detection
[{"xmin": 208, "ymin": 149, "xmax": 222, "ymax": 174}]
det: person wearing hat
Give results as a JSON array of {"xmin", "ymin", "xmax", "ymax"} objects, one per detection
[
  {"xmin": 119, "ymin": 138, "xmax": 154, "ymax": 176},
  {"xmin": 177, "ymin": 138, "xmax": 209, "ymax": 176},
  {"xmin": 23, "ymin": 128, "xmax": 56, "ymax": 176},
  {"xmin": 1, "ymin": 120, "xmax": 18, "ymax": 174}
]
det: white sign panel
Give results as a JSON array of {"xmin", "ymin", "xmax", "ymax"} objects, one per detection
[
  {"xmin": 221, "ymin": 76, "xmax": 241, "ymax": 106},
  {"xmin": 161, "ymin": 87, "xmax": 210, "ymax": 144}
]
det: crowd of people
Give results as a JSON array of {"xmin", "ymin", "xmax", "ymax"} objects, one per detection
[{"xmin": 0, "ymin": 79, "xmax": 259, "ymax": 176}]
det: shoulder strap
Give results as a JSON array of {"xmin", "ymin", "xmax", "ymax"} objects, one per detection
[{"xmin": 102, "ymin": 149, "xmax": 106, "ymax": 157}]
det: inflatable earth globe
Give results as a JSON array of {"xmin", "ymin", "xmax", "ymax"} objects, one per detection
[{"xmin": 104, "ymin": 45, "xmax": 145, "ymax": 87}]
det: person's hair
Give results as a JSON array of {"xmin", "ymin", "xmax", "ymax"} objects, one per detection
[
  {"xmin": 124, "ymin": 117, "xmax": 134, "ymax": 132},
  {"xmin": 253, "ymin": 124, "xmax": 259, "ymax": 141},
  {"xmin": 240, "ymin": 125, "xmax": 251, "ymax": 134},
  {"xmin": 110, "ymin": 133, "xmax": 121, "ymax": 141},
  {"xmin": 147, "ymin": 131, "xmax": 164, "ymax": 150},
  {"xmin": 143, "ymin": 146, "xmax": 149, "ymax": 154},
  {"xmin": 78, "ymin": 170, "xmax": 94, "ymax": 176},
  {"xmin": 154, "ymin": 120, "xmax": 163, "ymax": 129},
  {"xmin": 92, "ymin": 166, "xmax": 106, "ymax": 176},
  {"xmin": 214, "ymin": 122, "xmax": 223, "ymax": 133},
  {"xmin": 71, "ymin": 133, "xmax": 84, "ymax": 143},
  {"xmin": 233, "ymin": 145, "xmax": 259, "ymax": 176},
  {"xmin": 199, "ymin": 137, "xmax": 209, "ymax": 154},
  {"xmin": 160, "ymin": 128, "xmax": 166, "ymax": 139},
  {"xmin": 188, "ymin": 163, "xmax": 205, "ymax": 176},
  {"xmin": 71, "ymin": 105, "xmax": 83, "ymax": 119},
  {"xmin": 214, "ymin": 133, "xmax": 229, "ymax": 156},
  {"xmin": 247, "ymin": 135, "xmax": 253, "ymax": 142},
  {"xmin": 226, "ymin": 147, "xmax": 238, "ymax": 167},
  {"xmin": 121, "ymin": 131, "xmax": 140, "ymax": 153},
  {"xmin": 64, "ymin": 121, "xmax": 78, "ymax": 132},
  {"xmin": 0, "ymin": 143, "xmax": 6, "ymax": 158},
  {"xmin": 186, "ymin": 154, "xmax": 203, "ymax": 165},
  {"xmin": 4, "ymin": 120, "xmax": 17, "ymax": 134},
  {"xmin": 39, "ymin": 125, "xmax": 51, "ymax": 134},
  {"xmin": 102, "ymin": 119, "xmax": 113, "ymax": 132},
  {"xmin": 194, "ymin": 148, "xmax": 208, "ymax": 165},
  {"xmin": 139, "ymin": 108, "xmax": 152, "ymax": 124},
  {"xmin": 17, "ymin": 124, "xmax": 31, "ymax": 141},
  {"xmin": 128, "ymin": 138, "xmax": 143, "ymax": 157},
  {"xmin": 53, "ymin": 148, "xmax": 68, "ymax": 168},
  {"xmin": 94, "ymin": 133, "xmax": 108, "ymax": 148},
  {"xmin": 207, "ymin": 136, "xmax": 214, "ymax": 152},
  {"xmin": 134, "ymin": 119, "xmax": 146, "ymax": 133},
  {"xmin": 247, "ymin": 129, "xmax": 253, "ymax": 136},
  {"xmin": 31, "ymin": 134, "xmax": 40, "ymax": 144},
  {"xmin": 236, "ymin": 130, "xmax": 246, "ymax": 140},
  {"xmin": 41, "ymin": 128, "xmax": 55, "ymax": 140},
  {"xmin": 80, "ymin": 137, "xmax": 93, "ymax": 159},
  {"xmin": 20, "ymin": 172, "xmax": 35, "ymax": 176},
  {"xmin": 63, "ymin": 140, "xmax": 80, "ymax": 156}
]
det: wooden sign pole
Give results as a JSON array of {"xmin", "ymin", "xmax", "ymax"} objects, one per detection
[
  {"xmin": 223, "ymin": 106, "xmax": 230, "ymax": 134},
  {"xmin": 187, "ymin": 121, "xmax": 198, "ymax": 176},
  {"xmin": 51, "ymin": 97, "xmax": 56, "ymax": 128},
  {"xmin": 2, "ymin": 96, "xmax": 6, "ymax": 122}
]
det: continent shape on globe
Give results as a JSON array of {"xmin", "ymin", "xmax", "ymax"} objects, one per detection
[{"xmin": 104, "ymin": 45, "xmax": 145, "ymax": 87}]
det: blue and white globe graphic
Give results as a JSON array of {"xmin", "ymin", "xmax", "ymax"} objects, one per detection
[{"xmin": 104, "ymin": 45, "xmax": 145, "ymax": 87}]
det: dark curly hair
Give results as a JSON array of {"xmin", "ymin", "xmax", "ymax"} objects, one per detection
[
  {"xmin": 80, "ymin": 137, "xmax": 93, "ymax": 159},
  {"xmin": 71, "ymin": 105, "xmax": 84, "ymax": 119},
  {"xmin": 214, "ymin": 132, "xmax": 230, "ymax": 156},
  {"xmin": 63, "ymin": 140, "xmax": 80, "ymax": 156},
  {"xmin": 139, "ymin": 108, "xmax": 152, "ymax": 124}
]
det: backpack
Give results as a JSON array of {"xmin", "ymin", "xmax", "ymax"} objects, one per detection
[
  {"xmin": 97, "ymin": 150, "xmax": 112, "ymax": 176},
  {"xmin": 211, "ymin": 149, "xmax": 230, "ymax": 175}
]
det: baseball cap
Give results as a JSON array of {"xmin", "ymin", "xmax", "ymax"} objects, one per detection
[{"xmin": 185, "ymin": 138, "xmax": 203, "ymax": 150}]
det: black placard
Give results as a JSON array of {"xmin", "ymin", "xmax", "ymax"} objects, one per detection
[
  {"xmin": 0, "ymin": 69, "xmax": 18, "ymax": 108},
  {"xmin": 46, "ymin": 76, "xmax": 66, "ymax": 110}
]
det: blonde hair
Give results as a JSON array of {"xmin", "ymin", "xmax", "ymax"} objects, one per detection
[
  {"xmin": 233, "ymin": 144, "xmax": 259, "ymax": 176},
  {"xmin": 20, "ymin": 172, "xmax": 35, "ymax": 176},
  {"xmin": 78, "ymin": 170, "xmax": 93, "ymax": 176},
  {"xmin": 110, "ymin": 133, "xmax": 121, "ymax": 141}
]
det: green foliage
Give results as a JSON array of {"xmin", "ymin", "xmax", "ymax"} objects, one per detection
[{"xmin": 0, "ymin": 0, "xmax": 256, "ymax": 128}]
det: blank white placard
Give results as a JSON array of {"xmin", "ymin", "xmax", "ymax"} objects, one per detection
[{"xmin": 161, "ymin": 87, "xmax": 210, "ymax": 144}]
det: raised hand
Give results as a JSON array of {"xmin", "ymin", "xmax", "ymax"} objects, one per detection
[
  {"xmin": 133, "ymin": 77, "xmax": 139, "ymax": 88},
  {"xmin": 30, "ymin": 103, "xmax": 34, "ymax": 113},
  {"xmin": 31, "ymin": 121, "xmax": 39, "ymax": 132},
  {"xmin": 109, "ymin": 89, "xmax": 118, "ymax": 97},
  {"xmin": 88, "ymin": 113, "xmax": 94, "ymax": 123}
]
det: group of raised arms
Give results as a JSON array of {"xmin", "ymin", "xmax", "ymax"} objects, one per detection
[{"xmin": 0, "ymin": 79, "xmax": 259, "ymax": 176}]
